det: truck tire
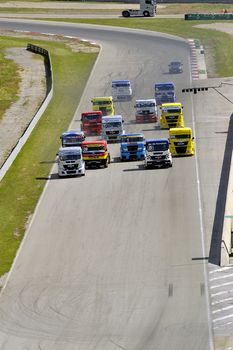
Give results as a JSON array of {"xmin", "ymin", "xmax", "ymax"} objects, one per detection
[
  {"xmin": 122, "ymin": 10, "xmax": 130, "ymax": 17},
  {"xmin": 104, "ymin": 159, "xmax": 108, "ymax": 168},
  {"xmin": 143, "ymin": 11, "xmax": 150, "ymax": 17}
]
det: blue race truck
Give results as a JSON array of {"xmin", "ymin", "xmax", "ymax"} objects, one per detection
[
  {"xmin": 154, "ymin": 82, "xmax": 176, "ymax": 105},
  {"xmin": 120, "ymin": 133, "xmax": 145, "ymax": 161},
  {"xmin": 60, "ymin": 130, "xmax": 85, "ymax": 147}
]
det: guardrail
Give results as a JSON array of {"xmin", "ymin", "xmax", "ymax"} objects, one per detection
[
  {"xmin": 0, "ymin": 44, "xmax": 53, "ymax": 181},
  {"xmin": 185, "ymin": 13, "xmax": 233, "ymax": 20}
]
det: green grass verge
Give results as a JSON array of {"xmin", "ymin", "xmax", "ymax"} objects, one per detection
[
  {"xmin": 44, "ymin": 17, "xmax": 233, "ymax": 77},
  {"xmin": 0, "ymin": 36, "xmax": 97, "ymax": 276}
]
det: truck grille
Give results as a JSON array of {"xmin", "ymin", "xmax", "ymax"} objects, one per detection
[
  {"xmin": 127, "ymin": 145, "xmax": 138, "ymax": 152},
  {"xmin": 106, "ymin": 130, "xmax": 119, "ymax": 135},
  {"xmin": 175, "ymin": 146, "xmax": 187, "ymax": 154},
  {"xmin": 151, "ymin": 155, "xmax": 166, "ymax": 160}
]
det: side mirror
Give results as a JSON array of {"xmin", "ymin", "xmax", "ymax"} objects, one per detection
[
  {"xmin": 192, "ymin": 137, "xmax": 194, "ymax": 140},
  {"xmin": 122, "ymin": 119, "xmax": 125, "ymax": 123}
]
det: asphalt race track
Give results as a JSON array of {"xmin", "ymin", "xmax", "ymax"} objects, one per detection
[{"xmin": 0, "ymin": 19, "xmax": 232, "ymax": 350}]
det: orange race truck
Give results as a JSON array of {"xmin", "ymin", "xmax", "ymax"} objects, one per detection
[{"xmin": 81, "ymin": 140, "xmax": 111, "ymax": 168}]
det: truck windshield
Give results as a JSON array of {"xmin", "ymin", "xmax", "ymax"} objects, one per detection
[
  {"xmin": 136, "ymin": 102, "xmax": 155, "ymax": 108},
  {"xmin": 83, "ymin": 114, "xmax": 100, "ymax": 120},
  {"xmin": 92, "ymin": 101, "xmax": 111, "ymax": 106},
  {"xmin": 155, "ymin": 85, "xmax": 174, "ymax": 91},
  {"xmin": 163, "ymin": 107, "xmax": 181, "ymax": 113},
  {"xmin": 170, "ymin": 134, "xmax": 191, "ymax": 139},
  {"xmin": 83, "ymin": 145, "xmax": 105, "ymax": 151},
  {"xmin": 112, "ymin": 83, "xmax": 130, "ymax": 88},
  {"xmin": 60, "ymin": 154, "xmax": 80, "ymax": 161},
  {"xmin": 104, "ymin": 122, "xmax": 121, "ymax": 128},
  {"xmin": 146, "ymin": 142, "xmax": 168, "ymax": 151},
  {"xmin": 121, "ymin": 136, "xmax": 144, "ymax": 143}
]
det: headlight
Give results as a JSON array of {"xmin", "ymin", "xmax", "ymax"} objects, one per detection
[{"xmin": 147, "ymin": 155, "xmax": 151, "ymax": 160}]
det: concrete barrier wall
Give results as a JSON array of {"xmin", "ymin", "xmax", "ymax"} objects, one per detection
[
  {"xmin": 221, "ymin": 158, "xmax": 233, "ymax": 266},
  {"xmin": 0, "ymin": 44, "xmax": 53, "ymax": 181}
]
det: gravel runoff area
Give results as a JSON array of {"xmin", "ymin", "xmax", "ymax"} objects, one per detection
[{"xmin": 1, "ymin": 22, "xmax": 233, "ymax": 170}]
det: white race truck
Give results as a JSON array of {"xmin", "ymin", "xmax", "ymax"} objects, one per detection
[
  {"xmin": 144, "ymin": 138, "xmax": 172, "ymax": 168},
  {"xmin": 112, "ymin": 80, "xmax": 132, "ymax": 101},
  {"xmin": 102, "ymin": 115, "xmax": 125, "ymax": 142},
  {"xmin": 57, "ymin": 146, "xmax": 85, "ymax": 177},
  {"xmin": 135, "ymin": 98, "xmax": 158, "ymax": 123},
  {"xmin": 122, "ymin": 0, "xmax": 156, "ymax": 18}
]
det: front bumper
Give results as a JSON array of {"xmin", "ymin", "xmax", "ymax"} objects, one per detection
[
  {"xmin": 136, "ymin": 114, "xmax": 158, "ymax": 123},
  {"xmin": 121, "ymin": 152, "xmax": 145, "ymax": 161}
]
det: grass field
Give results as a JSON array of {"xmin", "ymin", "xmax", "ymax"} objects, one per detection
[{"xmin": 0, "ymin": 36, "xmax": 98, "ymax": 276}]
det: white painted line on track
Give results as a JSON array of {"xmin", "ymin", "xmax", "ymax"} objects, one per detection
[
  {"xmin": 212, "ymin": 305, "xmax": 233, "ymax": 314},
  {"xmin": 209, "ymin": 272, "xmax": 233, "ymax": 281},
  {"xmin": 212, "ymin": 297, "xmax": 233, "ymax": 305},
  {"xmin": 210, "ymin": 281, "xmax": 233, "ymax": 289},
  {"xmin": 189, "ymin": 43, "xmax": 214, "ymax": 350}
]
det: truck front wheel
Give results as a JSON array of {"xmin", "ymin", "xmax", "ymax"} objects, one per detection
[
  {"xmin": 143, "ymin": 11, "xmax": 150, "ymax": 17},
  {"xmin": 122, "ymin": 10, "xmax": 130, "ymax": 17}
]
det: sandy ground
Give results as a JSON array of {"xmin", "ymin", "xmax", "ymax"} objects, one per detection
[{"xmin": 0, "ymin": 44, "xmax": 46, "ymax": 167}]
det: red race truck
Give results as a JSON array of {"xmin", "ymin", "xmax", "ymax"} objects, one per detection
[{"xmin": 81, "ymin": 111, "xmax": 102, "ymax": 136}]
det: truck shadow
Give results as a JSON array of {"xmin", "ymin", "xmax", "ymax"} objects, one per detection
[
  {"xmin": 209, "ymin": 113, "xmax": 233, "ymax": 265},
  {"xmin": 36, "ymin": 173, "xmax": 58, "ymax": 180}
]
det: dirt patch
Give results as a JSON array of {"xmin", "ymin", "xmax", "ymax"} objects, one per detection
[{"xmin": 0, "ymin": 46, "xmax": 46, "ymax": 167}]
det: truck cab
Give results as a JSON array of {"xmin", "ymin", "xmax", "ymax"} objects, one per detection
[
  {"xmin": 91, "ymin": 96, "xmax": 115, "ymax": 116},
  {"xmin": 120, "ymin": 133, "xmax": 146, "ymax": 161},
  {"xmin": 134, "ymin": 99, "xmax": 158, "ymax": 123},
  {"xmin": 112, "ymin": 80, "xmax": 132, "ymax": 101},
  {"xmin": 102, "ymin": 115, "xmax": 125, "ymax": 142},
  {"xmin": 169, "ymin": 127, "xmax": 195, "ymax": 156},
  {"xmin": 81, "ymin": 140, "xmax": 110, "ymax": 168},
  {"xmin": 154, "ymin": 82, "xmax": 176, "ymax": 105},
  {"xmin": 57, "ymin": 146, "xmax": 85, "ymax": 177},
  {"xmin": 81, "ymin": 111, "xmax": 102, "ymax": 136},
  {"xmin": 122, "ymin": 0, "xmax": 156, "ymax": 17},
  {"xmin": 160, "ymin": 102, "xmax": 184, "ymax": 129},
  {"xmin": 144, "ymin": 138, "xmax": 172, "ymax": 168},
  {"xmin": 60, "ymin": 130, "xmax": 85, "ymax": 147}
]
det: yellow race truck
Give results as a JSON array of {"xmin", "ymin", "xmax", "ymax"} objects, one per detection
[
  {"xmin": 169, "ymin": 127, "xmax": 195, "ymax": 156},
  {"xmin": 91, "ymin": 96, "xmax": 115, "ymax": 116},
  {"xmin": 160, "ymin": 102, "xmax": 184, "ymax": 129}
]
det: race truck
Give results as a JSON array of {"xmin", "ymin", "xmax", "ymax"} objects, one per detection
[
  {"xmin": 160, "ymin": 102, "xmax": 184, "ymax": 129},
  {"xmin": 120, "ymin": 133, "xmax": 146, "ymax": 161},
  {"xmin": 134, "ymin": 98, "xmax": 158, "ymax": 123},
  {"xmin": 80, "ymin": 111, "xmax": 102, "ymax": 136},
  {"xmin": 111, "ymin": 79, "xmax": 132, "ymax": 101},
  {"xmin": 122, "ymin": 0, "xmax": 156, "ymax": 17},
  {"xmin": 101, "ymin": 115, "xmax": 125, "ymax": 142},
  {"xmin": 57, "ymin": 146, "xmax": 85, "ymax": 177},
  {"xmin": 81, "ymin": 140, "xmax": 111, "ymax": 168},
  {"xmin": 91, "ymin": 96, "xmax": 115, "ymax": 116},
  {"xmin": 60, "ymin": 130, "xmax": 85, "ymax": 147},
  {"xmin": 144, "ymin": 138, "xmax": 172, "ymax": 168},
  {"xmin": 154, "ymin": 82, "xmax": 176, "ymax": 105},
  {"xmin": 169, "ymin": 127, "xmax": 195, "ymax": 156}
]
